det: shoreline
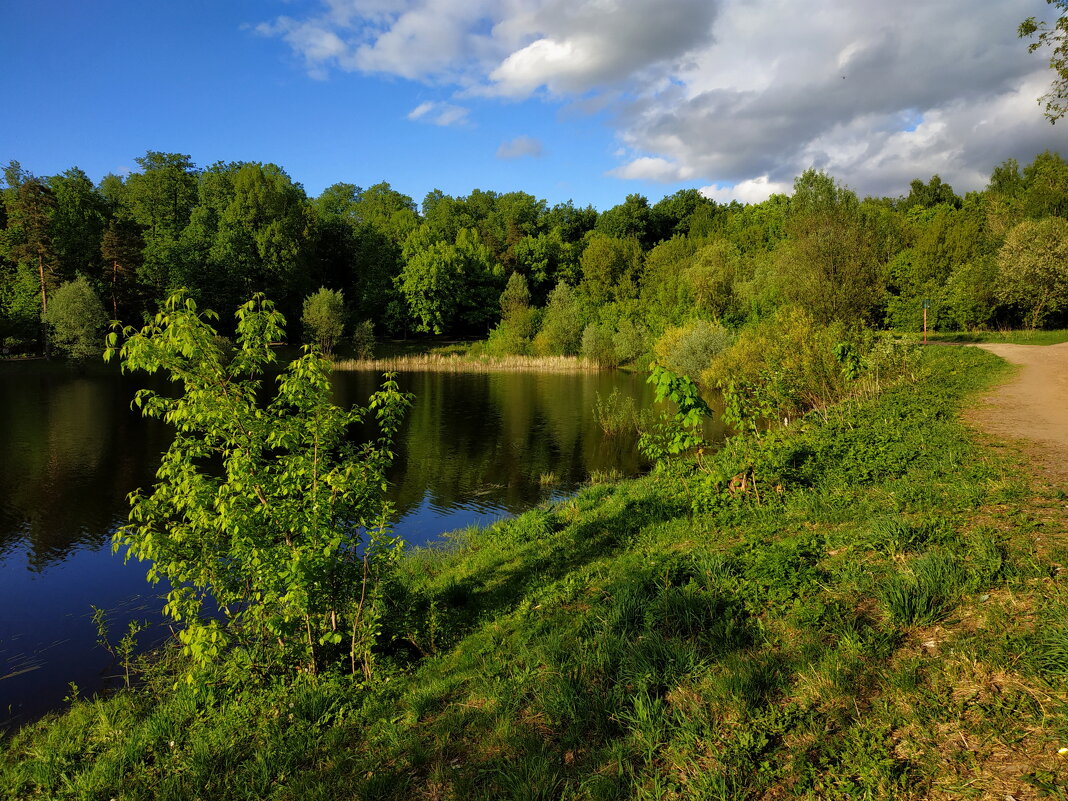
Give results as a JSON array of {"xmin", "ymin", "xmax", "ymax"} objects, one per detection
[{"xmin": 333, "ymin": 353, "xmax": 598, "ymax": 372}]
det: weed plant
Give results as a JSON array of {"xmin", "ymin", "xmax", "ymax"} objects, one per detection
[
  {"xmin": 593, "ymin": 388, "xmax": 639, "ymax": 436},
  {"xmin": 7, "ymin": 345, "xmax": 1068, "ymax": 800}
]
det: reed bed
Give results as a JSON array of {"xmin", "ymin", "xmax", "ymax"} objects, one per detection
[{"xmin": 333, "ymin": 353, "xmax": 598, "ymax": 373}]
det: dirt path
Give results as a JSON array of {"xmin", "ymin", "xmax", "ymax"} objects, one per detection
[{"xmin": 969, "ymin": 342, "xmax": 1068, "ymax": 485}]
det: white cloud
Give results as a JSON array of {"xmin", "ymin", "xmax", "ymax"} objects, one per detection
[
  {"xmin": 607, "ymin": 157, "xmax": 694, "ymax": 182},
  {"xmin": 700, "ymin": 176, "xmax": 792, "ymax": 205},
  {"xmin": 497, "ymin": 135, "xmax": 544, "ymax": 159},
  {"xmin": 407, "ymin": 101, "xmax": 470, "ymax": 126},
  {"xmin": 258, "ymin": 0, "xmax": 1066, "ymax": 198}
]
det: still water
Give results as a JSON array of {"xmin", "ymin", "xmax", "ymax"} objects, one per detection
[{"xmin": 0, "ymin": 361, "xmax": 691, "ymax": 728}]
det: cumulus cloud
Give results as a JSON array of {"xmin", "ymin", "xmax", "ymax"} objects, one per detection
[
  {"xmin": 701, "ymin": 176, "xmax": 792, "ymax": 205},
  {"xmin": 607, "ymin": 157, "xmax": 694, "ymax": 182},
  {"xmin": 407, "ymin": 101, "xmax": 470, "ymax": 126},
  {"xmin": 258, "ymin": 0, "xmax": 1065, "ymax": 199},
  {"xmin": 497, "ymin": 135, "xmax": 544, "ymax": 159}
]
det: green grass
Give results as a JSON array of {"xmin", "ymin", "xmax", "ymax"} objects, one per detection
[
  {"xmin": 5, "ymin": 345, "xmax": 1068, "ymax": 799},
  {"xmin": 915, "ymin": 328, "xmax": 1068, "ymax": 345}
]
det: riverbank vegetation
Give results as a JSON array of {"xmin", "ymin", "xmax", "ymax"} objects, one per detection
[{"xmin": 5, "ymin": 342, "xmax": 1068, "ymax": 799}]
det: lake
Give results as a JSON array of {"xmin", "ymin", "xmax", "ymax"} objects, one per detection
[{"xmin": 0, "ymin": 361, "xmax": 721, "ymax": 728}]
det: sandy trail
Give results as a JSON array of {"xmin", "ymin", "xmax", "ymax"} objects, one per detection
[{"xmin": 969, "ymin": 342, "xmax": 1068, "ymax": 485}]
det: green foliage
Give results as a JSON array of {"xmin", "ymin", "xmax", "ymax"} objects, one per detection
[
  {"xmin": 0, "ymin": 261, "xmax": 42, "ymax": 349},
  {"xmin": 592, "ymin": 388, "xmax": 639, "ymax": 436},
  {"xmin": 776, "ymin": 170, "xmax": 884, "ymax": 325},
  {"xmin": 1020, "ymin": 0, "xmax": 1068, "ymax": 123},
  {"xmin": 41, "ymin": 275, "xmax": 107, "ymax": 360},
  {"xmin": 612, "ymin": 316, "xmax": 649, "ymax": 365},
  {"xmin": 105, "ymin": 292, "xmax": 411, "ymax": 679},
  {"xmin": 638, "ymin": 364, "xmax": 712, "ymax": 465},
  {"xmin": 687, "ymin": 238, "xmax": 742, "ymax": 320},
  {"xmin": 351, "ymin": 318, "xmax": 375, "ymax": 360},
  {"xmin": 498, "ymin": 271, "xmax": 530, "ymax": 320},
  {"xmin": 705, "ymin": 306, "xmax": 916, "ymax": 430},
  {"xmin": 652, "ymin": 319, "xmax": 733, "ymax": 382},
  {"xmin": 532, "ymin": 281, "xmax": 584, "ymax": 356},
  {"xmin": 580, "ymin": 322, "xmax": 616, "ymax": 367},
  {"xmin": 301, "ymin": 286, "xmax": 345, "ymax": 355},
  {"xmin": 996, "ymin": 216, "xmax": 1068, "ymax": 328}
]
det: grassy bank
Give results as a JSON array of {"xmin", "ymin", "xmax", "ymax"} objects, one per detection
[
  {"xmin": 917, "ymin": 329, "xmax": 1068, "ymax": 346},
  {"xmin": 4, "ymin": 346, "xmax": 1068, "ymax": 800}
]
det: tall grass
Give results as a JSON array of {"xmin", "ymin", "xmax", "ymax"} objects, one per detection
[{"xmin": 592, "ymin": 389, "xmax": 639, "ymax": 436}]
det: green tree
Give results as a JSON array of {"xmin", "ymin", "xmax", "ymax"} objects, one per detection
[
  {"xmin": 579, "ymin": 232, "xmax": 642, "ymax": 306},
  {"xmin": 1021, "ymin": 150, "xmax": 1068, "ymax": 219},
  {"xmin": 687, "ymin": 239, "xmax": 742, "ymax": 321},
  {"xmin": 900, "ymin": 175, "xmax": 961, "ymax": 210},
  {"xmin": 1020, "ymin": 0, "xmax": 1068, "ymax": 123},
  {"xmin": 581, "ymin": 322, "xmax": 616, "ymax": 367},
  {"xmin": 533, "ymin": 281, "xmax": 584, "ymax": 355},
  {"xmin": 399, "ymin": 240, "xmax": 464, "ymax": 335},
  {"xmin": 639, "ymin": 236, "xmax": 697, "ymax": 333},
  {"xmin": 399, "ymin": 227, "xmax": 501, "ymax": 335},
  {"xmin": 499, "ymin": 271, "xmax": 531, "ymax": 321},
  {"xmin": 302, "ymin": 287, "xmax": 346, "ymax": 355},
  {"xmin": 100, "ymin": 217, "xmax": 144, "ymax": 319},
  {"xmin": 596, "ymin": 193, "xmax": 652, "ymax": 248},
  {"xmin": 123, "ymin": 152, "xmax": 198, "ymax": 298},
  {"xmin": 48, "ymin": 167, "xmax": 108, "ymax": 281},
  {"xmin": 105, "ymin": 293, "xmax": 411, "ymax": 678},
  {"xmin": 3, "ymin": 161, "xmax": 57, "ymax": 316},
  {"xmin": 210, "ymin": 162, "xmax": 310, "ymax": 312},
  {"xmin": 776, "ymin": 170, "xmax": 883, "ymax": 325},
  {"xmin": 42, "ymin": 275, "xmax": 107, "ymax": 360},
  {"xmin": 996, "ymin": 216, "xmax": 1068, "ymax": 328}
]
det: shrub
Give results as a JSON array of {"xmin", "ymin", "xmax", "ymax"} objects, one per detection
[
  {"xmin": 703, "ymin": 306, "xmax": 916, "ymax": 430},
  {"xmin": 533, "ymin": 282, "xmax": 584, "ymax": 356},
  {"xmin": 653, "ymin": 319, "xmax": 733, "ymax": 382},
  {"xmin": 105, "ymin": 293, "xmax": 411, "ymax": 679},
  {"xmin": 42, "ymin": 275, "xmax": 107, "ymax": 360},
  {"xmin": 593, "ymin": 389, "xmax": 638, "ymax": 436},
  {"xmin": 613, "ymin": 317, "xmax": 649, "ymax": 365},
  {"xmin": 302, "ymin": 287, "xmax": 345, "ymax": 355},
  {"xmin": 351, "ymin": 319, "xmax": 375, "ymax": 359},
  {"xmin": 581, "ymin": 322, "xmax": 617, "ymax": 367}
]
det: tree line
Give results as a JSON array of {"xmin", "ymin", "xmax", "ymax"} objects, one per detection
[{"xmin": 1, "ymin": 150, "xmax": 1067, "ymax": 360}]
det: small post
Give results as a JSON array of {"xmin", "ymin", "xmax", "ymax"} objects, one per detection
[{"xmin": 922, "ymin": 299, "xmax": 929, "ymax": 344}]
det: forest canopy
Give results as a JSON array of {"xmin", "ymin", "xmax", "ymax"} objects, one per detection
[{"xmin": 2, "ymin": 151, "xmax": 1067, "ymax": 362}]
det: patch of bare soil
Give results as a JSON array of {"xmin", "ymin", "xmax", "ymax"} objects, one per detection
[{"xmin": 968, "ymin": 342, "xmax": 1068, "ymax": 488}]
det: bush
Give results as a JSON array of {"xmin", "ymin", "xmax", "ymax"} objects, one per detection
[
  {"xmin": 533, "ymin": 282, "xmax": 584, "ymax": 355},
  {"xmin": 105, "ymin": 293, "xmax": 411, "ymax": 679},
  {"xmin": 703, "ymin": 306, "xmax": 916, "ymax": 429},
  {"xmin": 302, "ymin": 287, "xmax": 346, "ymax": 355},
  {"xmin": 653, "ymin": 319, "xmax": 733, "ymax": 382},
  {"xmin": 42, "ymin": 275, "xmax": 107, "ymax": 360},
  {"xmin": 613, "ymin": 317, "xmax": 649, "ymax": 365},
  {"xmin": 351, "ymin": 319, "xmax": 375, "ymax": 359},
  {"xmin": 581, "ymin": 322, "xmax": 616, "ymax": 367}
]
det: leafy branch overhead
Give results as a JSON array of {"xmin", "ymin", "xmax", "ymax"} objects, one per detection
[
  {"xmin": 105, "ymin": 292, "xmax": 412, "ymax": 681},
  {"xmin": 1021, "ymin": 0, "xmax": 1068, "ymax": 123}
]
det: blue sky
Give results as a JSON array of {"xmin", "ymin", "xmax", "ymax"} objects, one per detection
[{"xmin": 1, "ymin": 0, "xmax": 1064, "ymax": 210}]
